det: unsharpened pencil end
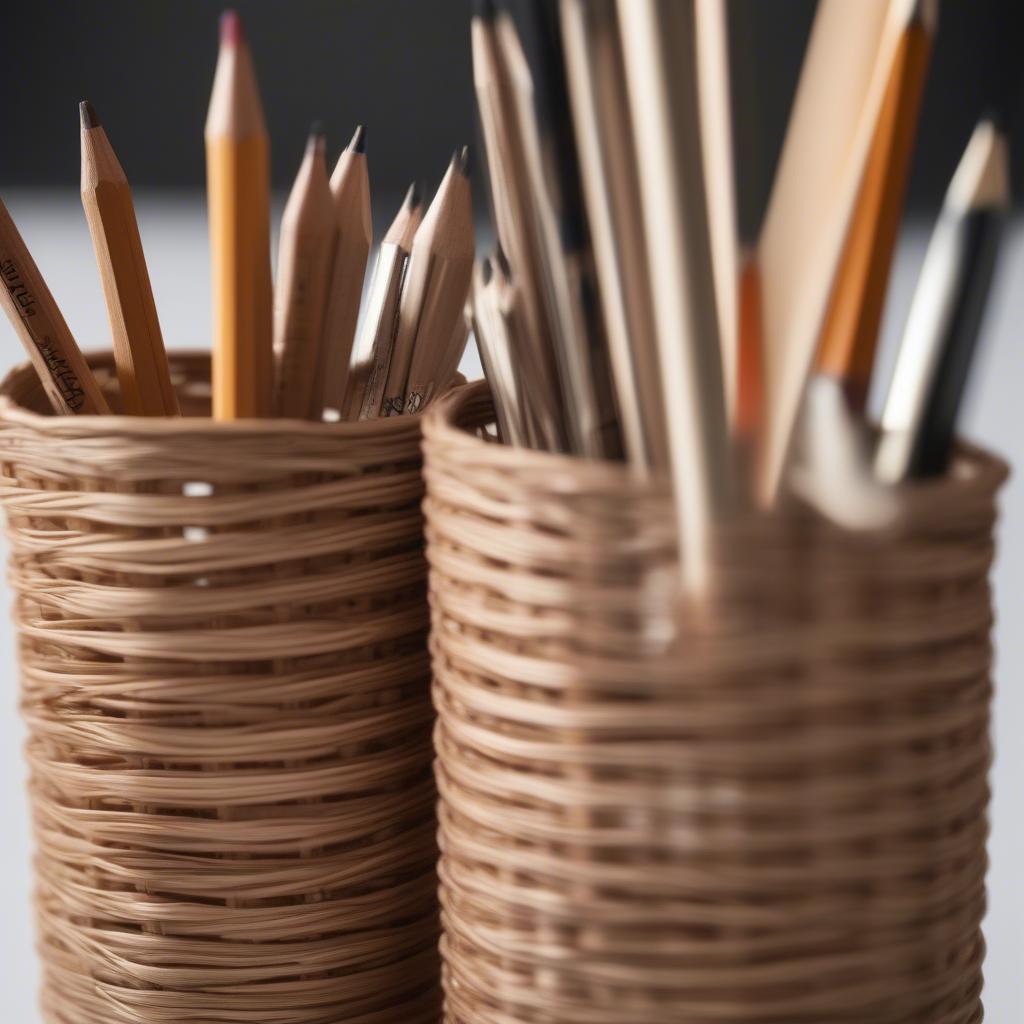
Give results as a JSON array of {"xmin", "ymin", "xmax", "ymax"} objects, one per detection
[
  {"xmin": 453, "ymin": 145, "xmax": 470, "ymax": 177},
  {"xmin": 348, "ymin": 124, "xmax": 366, "ymax": 154},
  {"xmin": 404, "ymin": 181, "xmax": 423, "ymax": 210},
  {"xmin": 219, "ymin": 9, "xmax": 244, "ymax": 47},
  {"xmin": 79, "ymin": 100, "xmax": 100, "ymax": 131}
]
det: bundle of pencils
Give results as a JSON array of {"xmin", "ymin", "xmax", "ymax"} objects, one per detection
[
  {"xmin": 470, "ymin": 0, "xmax": 1016, "ymax": 598},
  {"xmin": 0, "ymin": 9, "xmax": 473, "ymax": 424}
]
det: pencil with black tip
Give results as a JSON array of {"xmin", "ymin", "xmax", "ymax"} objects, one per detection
[
  {"xmin": 205, "ymin": 9, "xmax": 273, "ymax": 420},
  {"xmin": 80, "ymin": 101, "xmax": 178, "ymax": 417},
  {"xmin": 317, "ymin": 126, "xmax": 372, "ymax": 416},
  {"xmin": 274, "ymin": 127, "xmax": 336, "ymax": 420},
  {"xmin": 357, "ymin": 183, "xmax": 424, "ymax": 419},
  {"xmin": 875, "ymin": 120, "xmax": 1009, "ymax": 483},
  {"xmin": 0, "ymin": 198, "xmax": 109, "ymax": 415},
  {"xmin": 381, "ymin": 149, "xmax": 474, "ymax": 417}
]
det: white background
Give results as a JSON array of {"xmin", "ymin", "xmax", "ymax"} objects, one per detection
[{"xmin": 0, "ymin": 192, "xmax": 1019, "ymax": 1021}]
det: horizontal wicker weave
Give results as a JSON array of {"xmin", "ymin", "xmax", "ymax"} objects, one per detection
[
  {"xmin": 0, "ymin": 352, "xmax": 440, "ymax": 1024},
  {"xmin": 423, "ymin": 380, "xmax": 1007, "ymax": 1024}
]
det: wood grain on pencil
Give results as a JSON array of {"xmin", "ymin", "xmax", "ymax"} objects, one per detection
[
  {"xmin": 0, "ymin": 198, "xmax": 109, "ymax": 414},
  {"xmin": 357, "ymin": 183, "xmax": 423, "ymax": 419},
  {"xmin": 383, "ymin": 149, "xmax": 473, "ymax": 416},
  {"xmin": 274, "ymin": 128, "xmax": 335, "ymax": 419},
  {"xmin": 317, "ymin": 126, "xmax": 371, "ymax": 415},
  {"xmin": 205, "ymin": 9, "xmax": 273, "ymax": 420},
  {"xmin": 79, "ymin": 101, "xmax": 178, "ymax": 416}
]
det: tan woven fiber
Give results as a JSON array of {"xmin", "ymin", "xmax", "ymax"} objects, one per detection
[
  {"xmin": 0, "ymin": 351, "xmax": 441, "ymax": 1024},
  {"xmin": 423, "ymin": 380, "xmax": 1007, "ymax": 1024}
]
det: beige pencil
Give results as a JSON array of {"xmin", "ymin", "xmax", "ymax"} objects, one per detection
[
  {"xmin": 356, "ymin": 183, "xmax": 424, "ymax": 419},
  {"xmin": 617, "ymin": 0, "xmax": 732, "ymax": 600},
  {"xmin": 0, "ymin": 198, "xmax": 109, "ymax": 414},
  {"xmin": 316, "ymin": 126, "xmax": 372, "ymax": 416},
  {"xmin": 79, "ymin": 102, "xmax": 178, "ymax": 416},
  {"xmin": 205, "ymin": 9, "xmax": 273, "ymax": 419},
  {"xmin": 274, "ymin": 127, "xmax": 336, "ymax": 419},
  {"xmin": 381, "ymin": 149, "xmax": 474, "ymax": 416},
  {"xmin": 560, "ymin": 0, "xmax": 666, "ymax": 472}
]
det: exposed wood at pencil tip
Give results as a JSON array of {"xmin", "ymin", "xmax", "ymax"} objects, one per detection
[{"xmin": 80, "ymin": 101, "xmax": 179, "ymax": 415}]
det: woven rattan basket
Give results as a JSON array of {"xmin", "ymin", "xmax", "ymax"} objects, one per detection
[
  {"xmin": 422, "ymin": 380, "xmax": 1007, "ymax": 1024},
  {"xmin": 0, "ymin": 351, "xmax": 441, "ymax": 1024}
]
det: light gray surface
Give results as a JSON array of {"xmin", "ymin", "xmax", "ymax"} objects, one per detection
[{"xmin": 0, "ymin": 191, "xmax": 1019, "ymax": 1021}]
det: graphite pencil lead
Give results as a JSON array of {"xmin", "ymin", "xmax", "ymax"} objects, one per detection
[
  {"xmin": 79, "ymin": 100, "xmax": 100, "ymax": 130},
  {"xmin": 348, "ymin": 124, "xmax": 366, "ymax": 154}
]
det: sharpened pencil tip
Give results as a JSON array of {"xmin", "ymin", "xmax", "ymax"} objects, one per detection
[
  {"xmin": 453, "ymin": 145, "xmax": 470, "ymax": 176},
  {"xmin": 307, "ymin": 122, "xmax": 325, "ymax": 155},
  {"xmin": 481, "ymin": 257, "xmax": 493, "ymax": 285},
  {"xmin": 404, "ymin": 181, "xmax": 423, "ymax": 210},
  {"xmin": 220, "ymin": 9, "xmax": 244, "ymax": 46},
  {"xmin": 348, "ymin": 124, "xmax": 366, "ymax": 154},
  {"xmin": 79, "ymin": 100, "xmax": 100, "ymax": 131}
]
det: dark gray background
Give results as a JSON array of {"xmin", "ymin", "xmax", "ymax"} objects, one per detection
[{"xmin": 2, "ymin": 0, "xmax": 1021, "ymax": 231}]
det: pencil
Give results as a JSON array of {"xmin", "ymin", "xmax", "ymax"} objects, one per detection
[
  {"xmin": 756, "ymin": 0, "xmax": 921, "ymax": 503},
  {"xmin": 79, "ymin": 101, "xmax": 178, "ymax": 417},
  {"xmin": 560, "ymin": 0, "xmax": 667, "ymax": 473},
  {"xmin": 695, "ymin": 0, "xmax": 740, "ymax": 421},
  {"xmin": 0, "ymin": 198, "xmax": 110, "ymax": 414},
  {"xmin": 357, "ymin": 183, "xmax": 424, "ymax": 420},
  {"xmin": 274, "ymin": 127, "xmax": 336, "ymax": 420},
  {"xmin": 875, "ymin": 120, "xmax": 1009, "ymax": 483},
  {"xmin": 617, "ymin": 0, "xmax": 731, "ymax": 599},
  {"xmin": 316, "ymin": 126, "xmax": 372, "ymax": 416},
  {"xmin": 472, "ymin": 0, "xmax": 567, "ymax": 452},
  {"xmin": 205, "ymin": 9, "xmax": 273, "ymax": 420},
  {"xmin": 381, "ymin": 149, "xmax": 474, "ymax": 416},
  {"xmin": 814, "ymin": 0, "xmax": 936, "ymax": 410}
]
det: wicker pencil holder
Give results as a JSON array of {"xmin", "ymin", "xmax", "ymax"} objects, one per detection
[
  {"xmin": 422, "ymin": 380, "xmax": 1007, "ymax": 1024},
  {"xmin": 0, "ymin": 352, "xmax": 441, "ymax": 1024}
]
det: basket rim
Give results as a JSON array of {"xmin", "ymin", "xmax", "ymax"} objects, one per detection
[
  {"xmin": 424, "ymin": 379, "xmax": 1010, "ymax": 498},
  {"xmin": 0, "ymin": 349, "xmax": 429, "ymax": 440}
]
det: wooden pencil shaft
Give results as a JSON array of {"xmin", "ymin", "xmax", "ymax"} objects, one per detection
[
  {"xmin": 617, "ymin": 0, "xmax": 732, "ymax": 598},
  {"xmin": 473, "ymin": 11, "xmax": 569, "ymax": 452},
  {"xmin": 695, "ymin": 0, "xmax": 740, "ymax": 421},
  {"xmin": 496, "ymin": 11, "xmax": 608, "ymax": 458},
  {"xmin": 473, "ymin": 269, "xmax": 527, "ymax": 446},
  {"xmin": 560, "ymin": 0, "xmax": 667, "ymax": 472},
  {"xmin": 877, "ymin": 123, "xmax": 1008, "ymax": 482},
  {"xmin": 382, "ymin": 159, "xmax": 473, "ymax": 416},
  {"xmin": 357, "ymin": 243, "xmax": 408, "ymax": 420},
  {"xmin": 815, "ymin": 13, "xmax": 934, "ymax": 409},
  {"xmin": 80, "ymin": 116, "xmax": 178, "ymax": 417},
  {"xmin": 756, "ymin": 0, "xmax": 918, "ymax": 502},
  {"xmin": 274, "ymin": 137, "xmax": 336, "ymax": 420},
  {"xmin": 0, "ymin": 199, "xmax": 109, "ymax": 414},
  {"xmin": 317, "ymin": 143, "xmax": 372, "ymax": 415},
  {"xmin": 205, "ymin": 24, "xmax": 273, "ymax": 420}
]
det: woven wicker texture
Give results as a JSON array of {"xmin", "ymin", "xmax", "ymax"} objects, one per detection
[
  {"xmin": 423, "ymin": 380, "xmax": 1007, "ymax": 1024},
  {"xmin": 0, "ymin": 352, "xmax": 440, "ymax": 1024}
]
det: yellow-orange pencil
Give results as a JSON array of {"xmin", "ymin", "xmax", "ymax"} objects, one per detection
[{"xmin": 205, "ymin": 9, "xmax": 273, "ymax": 419}]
